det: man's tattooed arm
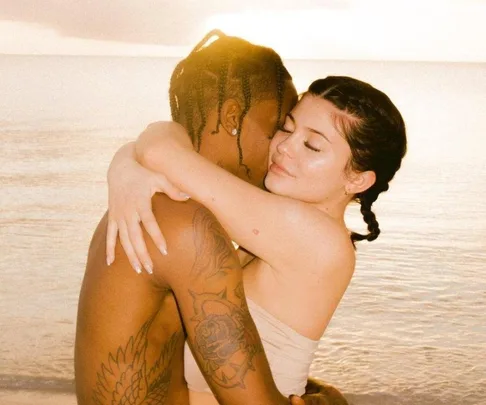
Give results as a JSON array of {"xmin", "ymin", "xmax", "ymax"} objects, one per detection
[
  {"xmin": 168, "ymin": 207, "xmax": 287, "ymax": 405},
  {"xmin": 190, "ymin": 207, "xmax": 236, "ymax": 279},
  {"xmin": 188, "ymin": 284, "xmax": 262, "ymax": 389}
]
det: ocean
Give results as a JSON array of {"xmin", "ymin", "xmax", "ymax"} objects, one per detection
[{"xmin": 1, "ymin": 55, "xmax": 485, "ymax": 405}]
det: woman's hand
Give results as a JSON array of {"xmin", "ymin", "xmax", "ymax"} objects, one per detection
[
  {"xmin": 290, "ymin": 393, "xmax": 347, "ymax": 405},
  {"xmin": 289, "ymin": 378, "xmax": 349, "ymax": 405},
  {"xmin": 106, "ymin": 142, "xmax": 190, "ymax": 274}
]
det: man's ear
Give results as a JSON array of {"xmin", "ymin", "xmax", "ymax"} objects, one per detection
[
  {"xmin": 347, "ymin": 170, "xmax": 376, "ymax": 195},
  {"xmin": 220, "ymin": 99, "xmax": 243, "ymax": 136}
]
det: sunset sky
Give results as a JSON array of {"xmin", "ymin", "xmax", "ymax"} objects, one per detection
[{"xmin": 1, "ymin": 0, "xmax": 485, "ymax": 61}]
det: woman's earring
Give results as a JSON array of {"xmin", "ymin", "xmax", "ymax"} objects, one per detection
[{"xmin": 231, "ymin": 128, "xmax": 238, "ymax": 136}]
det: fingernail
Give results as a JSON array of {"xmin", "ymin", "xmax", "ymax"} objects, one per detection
[
  {"xmin": 144, "ymin": 263, "xmax": 153, "ymax": 275},
  {"xmin": 159, "ymin": 245, "xmax": 168, "ymax": 256},
  {"xmin": 134, "ymin": 264, "xmax": 142, "ymax": 274},
  {"xmin": 106, "ymin": 256, "xmax": 113, "ymax": 266},
  {"xmin": 180, "ymin": 193, "xmax": 190, "ymax": 200}
]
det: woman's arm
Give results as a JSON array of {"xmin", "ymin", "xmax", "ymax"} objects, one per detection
[{"xmin": 135, "ymin": 121, "xmax": 345, "ymax": 272}]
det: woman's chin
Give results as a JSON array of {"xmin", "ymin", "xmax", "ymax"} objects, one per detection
[{"xmin": 264, "ymin": 174, "xmax": 289, "ymax": 196}]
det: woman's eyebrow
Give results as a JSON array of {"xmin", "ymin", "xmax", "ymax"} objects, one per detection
[
  {"xmin": 289, "ymin": 113, "xmax": 331, "ymax": 143},
  {"xmin": 308, "ymin": 127, "xmax": 331, "ymax": 143}
]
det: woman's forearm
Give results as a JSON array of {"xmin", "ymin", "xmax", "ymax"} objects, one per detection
[
  {"xmin": 108, "ymin": 141, "xmax": 136, "ymax": 180},
  {"xmin": 135, "ymin": 121, "xmax": 267, "ymax": 233},
  {"xmin": 134, "ymin": 121, "xmax": 306, "ymax": 269},
  {"xmin": 134, "ymin": 121, "xmax": 336, "ymax": 275}
]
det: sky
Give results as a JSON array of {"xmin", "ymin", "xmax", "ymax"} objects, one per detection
[{"xmin": 1, "ymin": 0, "xmax": 486, "ymax": 61}]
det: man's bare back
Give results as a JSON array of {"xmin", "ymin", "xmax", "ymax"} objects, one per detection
[{"xmin": 75, "ymin": 201, "xmax": 187, "ymax": 404}]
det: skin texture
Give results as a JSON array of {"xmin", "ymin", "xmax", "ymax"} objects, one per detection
[{"xmin": 75, "ymin": 94, "xmax": 297, "ymax": 405}]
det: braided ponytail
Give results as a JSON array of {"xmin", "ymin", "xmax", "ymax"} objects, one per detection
[
  {"xmin": 236, "ymin": 73, "xmax": 252, "ymax": 177},
  {"xmin": 350, "ymin": 187, "xmax": 383, "ymax": 243},
  {"xmin": 308, "ymin": 76, "xmax": 407, "ymax": 246},
  {"xmin": 211, "ymin": 54, "xmax": 229, "ymax": 135}
]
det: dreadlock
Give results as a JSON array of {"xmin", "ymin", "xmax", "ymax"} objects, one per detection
[{"xmin": 169, "ymin": 29, "xmax": 293, "ymax": 170}]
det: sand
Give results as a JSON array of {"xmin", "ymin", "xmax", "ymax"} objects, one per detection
[{"xmin": 0, "ymin": 390, "xmax": 77, "ymax": 405}]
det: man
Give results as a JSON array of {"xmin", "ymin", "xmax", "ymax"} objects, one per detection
[
  {"xmin": 75, "ymin": 31, "xmax": 298, "ymax": 405},
  {"xmin": 75, "ymin": 31, "xmax": 348, "ymax": 405}
]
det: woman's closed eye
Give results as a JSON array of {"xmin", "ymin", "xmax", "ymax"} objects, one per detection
[
  {"xmin": 304, "ymin": 141, "xmax": 321, "ymax": 152},
  {"xmin": 278, "ymin": 124, "xmax": 293, "ymax": 134}
]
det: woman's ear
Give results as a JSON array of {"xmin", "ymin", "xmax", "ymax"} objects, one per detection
[
  {"xmin": 347, "ymin": 170, "xmax": 376, "ymax": 195},
  {"xmin": 220, "ymin": 99, "xmax": 243, "ymax": 136}
]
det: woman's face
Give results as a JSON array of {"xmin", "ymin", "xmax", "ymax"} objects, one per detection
[
  {"xmin": 265, "ymin": 94, "xmax": 354, "ymax": 205},
  {"xmin": 239, "ymin": 84, "xmax": 297, "ymax": 187}
]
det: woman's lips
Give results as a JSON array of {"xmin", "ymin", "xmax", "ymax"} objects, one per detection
[{"xmin": 269, "ymin": 162, "xmax": 293, "ymax": 177}]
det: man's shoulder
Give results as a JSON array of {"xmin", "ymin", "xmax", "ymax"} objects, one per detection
[
  {"xmin": 86, "ymin": 210, "xmax": 109, "ymax": 263},
  {"xmin": 151, "ymin": 194, "xmax": 219, "ymax": 235},
  {"xmin": 150, "ymin": 195, "xmax": 235, "ymax": 278}
]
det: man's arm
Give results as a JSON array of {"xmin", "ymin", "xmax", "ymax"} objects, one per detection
[{"xmin": 148, "ymin": 195, "xmax": 289, "ymax": 405}]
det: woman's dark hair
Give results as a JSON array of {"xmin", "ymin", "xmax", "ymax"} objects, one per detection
[
  {"xmin": 307, "ymin": 76, "xmax": 407, "ymax": 245},
  {"xmin": 169, "ymin": 29, "xmax": 294, "ymax": 169}
]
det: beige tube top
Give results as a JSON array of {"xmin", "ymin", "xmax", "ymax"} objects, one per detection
[{"xmin": 184, "ymin": 297, "xmax": 319, "ymax": 397}]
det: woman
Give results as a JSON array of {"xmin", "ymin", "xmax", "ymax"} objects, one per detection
[{"xmin": 107, "ymin": 35, "xmax": 406, "ymax": 404}]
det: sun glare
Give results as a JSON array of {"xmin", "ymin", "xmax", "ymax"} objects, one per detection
[
  {"xmin": 204, "ymin": 11, "xmax": 298, "ymax": 57},
  {"xmin": 1, "ymin": 1, "xmax": 485, "ymax": 61},
  {"xmin": 204, "ymin": 2, "xmax": 486, "ymax": 62}
]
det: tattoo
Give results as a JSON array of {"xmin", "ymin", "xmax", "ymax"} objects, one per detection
[
  {"xmin": 188, "ymin": 207, "xmax": 263, "ymax": 390},
  {"xmin": 191, "ymin": 208, "xmax": 237, "ymax": 279},
  {"xmin": 189, "ymin": 284, "xmax": 261, "ymax": 389},
  {"xmin": 92, "ymin": 317, "xmax": 183, "ymax": 405}
]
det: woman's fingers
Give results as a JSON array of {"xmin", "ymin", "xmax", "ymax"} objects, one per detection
[
  {"xmin": 293, "ymin": 395, "xmax": 324, "ymax": 405},
  {"xmin": 126, "ymin": 213, "xmax": 154, "ymax": 274},
  {"xmin": 106, "ymin": 219, "xmax": 118, "ymax": 266},
  {"xmin": 118, "ymin": 221, "xmax": 143, "ymax": 274},
  {"xmin": 139, "ymin": 209, "xmax": 168, "ymax": 256},
  {"xmin": 289, "ymin": 395, "xmax": 305, "ymax": 405}
]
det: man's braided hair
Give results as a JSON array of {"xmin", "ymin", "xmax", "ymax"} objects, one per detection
[
  {"xmin": 307, "ymin": 76, "xmax": 407, "ymax": 245},
  {"xmin": 169, "ymin": 30, "xmax": 293, "ymax": 170}
]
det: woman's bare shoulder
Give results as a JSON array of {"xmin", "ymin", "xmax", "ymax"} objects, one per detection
[{"xmin": 290, "ymin": 202, "xmax": 355, "ymax": 269}]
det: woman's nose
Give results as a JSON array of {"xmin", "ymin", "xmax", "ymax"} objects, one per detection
[{"xmin": 276, "ymin": 134, "xmax": 296, "ymax": 157}]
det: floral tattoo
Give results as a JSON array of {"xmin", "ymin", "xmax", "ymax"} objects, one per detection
[{"xmin": 188, "ymin": 208, "xmax": 262, "ymax": 389}]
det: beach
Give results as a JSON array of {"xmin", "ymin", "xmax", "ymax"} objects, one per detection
[
  {"xmin": 1, "ymin": 55, "xmax": 485, "ymax": 404},
  {"xmin": 0, "ymin": 390, "xmax": 76, "ymax": 405}
]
